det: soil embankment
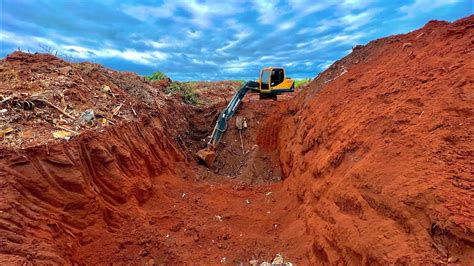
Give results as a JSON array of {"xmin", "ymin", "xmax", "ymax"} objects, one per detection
[{"xmin": 263, "ymin": 15, "xmax": 473, "ymax": 264}]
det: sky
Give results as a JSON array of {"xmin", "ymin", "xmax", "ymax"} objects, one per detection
[{"xmin": 1, "ymin": 0, "xmax": 472, "ymax": 81}]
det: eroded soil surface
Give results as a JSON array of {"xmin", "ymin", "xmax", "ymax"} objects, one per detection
[{"xmin": 1, "ymin": 15, "xmax": 473, "ymax": 265}]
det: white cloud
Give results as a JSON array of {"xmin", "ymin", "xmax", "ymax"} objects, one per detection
[
  {"xmin": 121, "ymin": 3, "xmax": 175, "ymax": 21},
  {"xmin": 62, "ymin": 45, "xmax": 168, "ymax": 65},
  {"xmin": 122, "ymin": 0, "xmax": 243, "ymax": 28},
  {"xmin": 0, "ymin": 30, "xmax": 168, "ymax": 66},
  {"xmin": 187, "ymin": 30, "xmax": 202, "ymax": 39},
  {"xmin": 250, "ymin": 0, "xmax": 280, "ymax": 24},
  {"xmin": 215, "ymin": 20, "xmax": 252, "ymax": 53},
  {"xmin": 295, "ymin": 30, "xmax": 366, "ymax": 54},
  {"xmin": 318, "ymin": 60, "xmax": 334, "ymax": 70},
  {"xmin": 278, "ymin": 21, "xmax": 296, "ymax": 31},
  {"xmin": 321, "ymin": 32, "xmax": 365, "ymax": 45},
  {"xmin": 399, "ymin": 0, "xmax": 461, "ymax": 18},
  {"xmin": 297, "ymin": 8, "xmax": 380, "ymax": 37},
  {"xmin": 142, "ymin": 40, "xmax": 174, "ymax": 49},
  {"xmin": 288, "ymin": 0, "xmax": 336, "ymax": 16},
  {"xmin": 340, "ymin": 8, "xmax": 381, "ymax": 30},
  {"xmin": 191, "ymin": 58, "xmax": 218, "ymax": 66},
  {"xmin": 340, "ymin": 0, "xmax": 375, "ymax": 9},
  {"xmin": 221, "ymin": 60, "xmax": 252, "ymax": 73},
  {"xmin": 1, "ymin": 30, "xmax": 57, "ymax": 50},
  {"xmin": 297, "ymin": 19, "xmax": 338, "ymax": 35}
]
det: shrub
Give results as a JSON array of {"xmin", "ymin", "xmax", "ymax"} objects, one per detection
[
  {"xmin": 146, "ymin": 71, "xmax": 169, "ymax": 81},
  {"xmin": 166, "ymin": 81, "xmax": 198, "ymax": 105}
]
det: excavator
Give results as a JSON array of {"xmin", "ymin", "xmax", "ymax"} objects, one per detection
[{"xmin": 196, "ymin": 67, "xmax": 295, "ymax": 167}]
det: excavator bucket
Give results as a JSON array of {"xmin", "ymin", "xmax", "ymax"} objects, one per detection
[{"xmin": 196, "ymin": 146, "xmax": 217, "ymax": 167}]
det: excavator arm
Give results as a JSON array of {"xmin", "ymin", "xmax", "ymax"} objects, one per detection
[
  {"xmin": 197, "ymin": 81, "xmax": 258, "ymax": 166},
  {"xmin": 208, "ymin": 81, "xmax": 258, "ymax": 146}
]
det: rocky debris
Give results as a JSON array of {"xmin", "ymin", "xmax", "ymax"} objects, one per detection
[
  {"xmin": 256, "ymin": 253, "xmax": 293, "ymax": 266},
  {"xmin": 79, "ymin": 109, "xmax": 95, "ymax": 124}
]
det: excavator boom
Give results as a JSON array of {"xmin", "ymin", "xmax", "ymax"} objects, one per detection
[{"xmin": 196, "ymin": 81, "xmax": 258, "ymax": 166}]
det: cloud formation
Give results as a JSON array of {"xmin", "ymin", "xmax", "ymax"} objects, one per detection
[{"xmin": 1, "ymin": 0, "xmax": 470, "ymax": 80}]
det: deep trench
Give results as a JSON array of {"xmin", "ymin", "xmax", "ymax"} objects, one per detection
[{"xmin": 0, "ymin": 93, "xmax": 296, "ymax": 265}]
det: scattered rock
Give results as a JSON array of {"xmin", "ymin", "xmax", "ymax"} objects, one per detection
[
  {"xmin": 447, "ymin": 256, "xmax": 459, "ymax": 263},
  {"xmin": 20, "ymin": 129, "xmax": 33, "ymax": 139},
  {"xmin": 80, "ymin": 109, "xmax": 95, "ymax": 124},
  {"xmin": 249, "ymin": 259, "xmax": 259, "ymax": 265},
  {"xmin": 145, "ymin": 258, "xmax": 156, "ymax": 265},
  {"xmin": 0, "ymin": 127, "xmax": 14, "ymax": 138},
  {"xmin": 140, "ymin": 249, "xmax": 149, "ymax": 257},
  {"xmin": 52, "ymin": 130, "xmax": 74, "ymax": 140},
  {"xmin": 272, "ymin": 253, "xmax": 284, "ymax": 264},
  {"xmin": 102, "ymin": 85, "xmax": 111, "ymax": 93},
  {"xmin": 170, "ymin": 222, "xmax": 184, "ymax": 232},
  {"xmin": 259, "ymin": 254, "xmax": 293, "ymax": 266}
]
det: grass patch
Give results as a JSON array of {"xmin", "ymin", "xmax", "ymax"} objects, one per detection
[
  {"xmin": 294, "ymin": 78, "xmax": 311, "ymax": 88},
  {"xmin": 167, "ymin": 82, "xmax": 198, "ymax": 105}
]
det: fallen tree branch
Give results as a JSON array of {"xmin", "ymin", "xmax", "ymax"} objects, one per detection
[
  {"xmin": 32, "ymin": 98, "xmax": 75, "ymax": 119},
  {"xmin": 111, "ymin": 103, "xmax": 123, "ymax": 118}
]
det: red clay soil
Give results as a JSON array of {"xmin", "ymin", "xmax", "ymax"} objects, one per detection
[
  {"xmin": 0, "ymin": 54, "xmax": 293, "ymax": 264},
  {"xmin": 0, "ymin": 15, "xmax": 473, "ymax": 265},
  {"xmin": 260, "ymin": 16, "xmax": 474, "ymax": 264}
]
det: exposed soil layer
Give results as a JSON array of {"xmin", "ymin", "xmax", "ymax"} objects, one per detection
[
  {"xmin": 1, "ymin": 15, "xmax": 473, "ymax": 265},
  {"xmin": 265, "ymin": 16, "xmax": 474, "ymax": 264},
  {"xmin": 0, "ymin": 118, "xmax": 297, "ymax": 264}
]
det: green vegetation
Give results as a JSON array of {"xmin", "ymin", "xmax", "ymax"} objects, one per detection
[
  {"xmin": 294, "ymin": 78, "xmax": 311, "ymax": 88},
  {"xmin": 167, "ymin": 81, "xmax": 198, "ymax": 105},
  {"xmin": 146, "ymin": 71, "xmax": 169, "ymax": 81},
  {"xmin": 146, "ymin": 71, "xmax": 198, "ymax": 105}
]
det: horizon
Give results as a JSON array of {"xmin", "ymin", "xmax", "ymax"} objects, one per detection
[{"xmin": 1, "ymin": 0, "xmax": 471, "ymax": 81}]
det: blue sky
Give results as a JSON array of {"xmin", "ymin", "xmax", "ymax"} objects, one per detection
[{"xmin": 1, "ymin": 0, "xmax": 472, "ymax": 80}]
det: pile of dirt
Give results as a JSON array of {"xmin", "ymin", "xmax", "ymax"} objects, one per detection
[
  {"xmin": 191, "ymin": 81, "xmax": 242, "ymax": 103},
  {"xmin": 0, "ymin": 52, "xmax": 196, "ymax": 149},
  {"xmin": 262, "ymin": 15, "xmax": 473, "ymax": 264}
]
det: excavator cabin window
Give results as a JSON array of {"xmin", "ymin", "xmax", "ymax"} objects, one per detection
[
  {"xmin": 270, "ymin": 68, "xmax": 284, "ymax": 87},
  {"xmin": 261, "ymin": 70, "xmax": 271, "ymax": 90}
]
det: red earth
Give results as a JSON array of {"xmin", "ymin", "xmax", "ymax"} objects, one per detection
[{"xmin": 0, "ymin": 15, "xmax": 473, "ymax": 265}]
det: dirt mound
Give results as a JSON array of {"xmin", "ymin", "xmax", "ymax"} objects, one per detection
[
  {"xmin": 263, "ymin": 15, "xmax": 473, "ymax": 264},
  {"xmin": 0, "ymin": 52, "xmax": 186, "ymax": 149}
]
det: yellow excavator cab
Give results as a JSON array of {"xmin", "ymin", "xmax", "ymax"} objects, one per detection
[{"xmin": 257, "ymin": 67, "xmax": 295, "ymax": 94}]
